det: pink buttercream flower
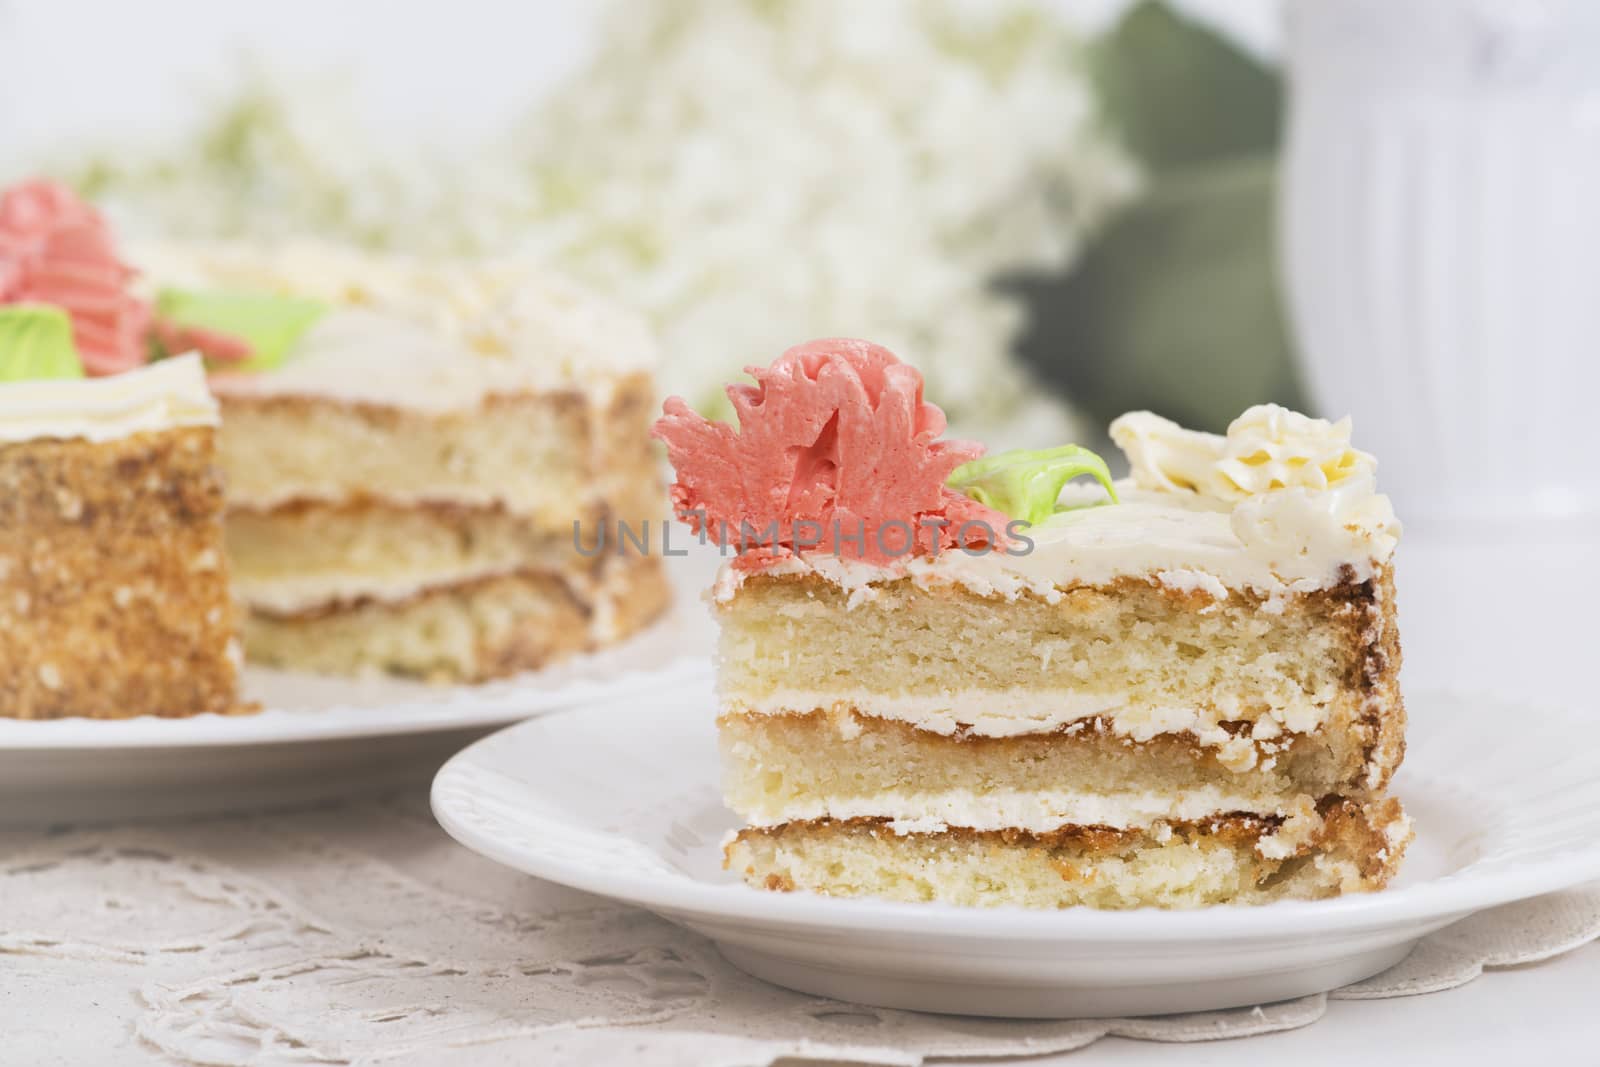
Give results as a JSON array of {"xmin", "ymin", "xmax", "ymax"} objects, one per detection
[
  {"xmin": 0, "ymin": 180, "xmax": 151, "ymax": 376},
  {"xmin": 652, "ymin": 337, "xmax": 1009, "ymax": 567}
]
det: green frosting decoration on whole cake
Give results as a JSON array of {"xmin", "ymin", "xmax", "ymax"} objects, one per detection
[
  {"xmin": 155, "ymin": 288, "xmax": 329, "ymax": 372},
  {"xmin": 0, "ymin": 305, "xmax": 84, "ymax": 382},
  {"xmin": 948, "ymin": 444, "xmax": 1118, "ymax": 524}
]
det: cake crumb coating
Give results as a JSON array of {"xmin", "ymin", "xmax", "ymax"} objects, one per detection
[{"xmin": 0, "ymin": 426, "xmax": 244, "ymax": 719}]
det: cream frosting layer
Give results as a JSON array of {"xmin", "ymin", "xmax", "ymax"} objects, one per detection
[
  {"xmin": 721, "ymin": 690, "xmax": 1330, "ymax": 758},
  {"xmin": 736, "ymin": 791, "xmax": 1371, "ymax": 862},
  {"xmin": 234, "ymin": 565, "xmax": 523, "ymax": 616},
  {"xmin": 133, "ymin": 241, "xmax": 657, "ymax": 411},
  {"xmin": 715, "ymin": 481, "xmax": 1392, "ymax": 604},
  {"xmin": 0, "ymin": 353, "xmax": 217, "ymax": 443},
  {"xmin": 737, "ymin": 786, "xmax": 1310, "ymax": 843}
]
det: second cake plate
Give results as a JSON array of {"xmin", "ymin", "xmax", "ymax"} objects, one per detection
[
  {"xmin": 0, "ymin": 553, "xmax": 718, "ymax": 823},
  {"xmin": 432, "ymin": 682, "xmax": 1600, "ymax": 1019}
]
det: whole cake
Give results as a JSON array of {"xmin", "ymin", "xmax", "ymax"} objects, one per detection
[
  {"xmin": 656, "ymin": 338, "xmax": 1409, "ymax": 909},
  {"xmin": 133, "ymin": 242, "xmax": 671, "ymax": 682},
  {"xmin": 0, "ymin": 180, "xmax": 241, "ymax": 719},
  {"xmin": 0, "ymin": 177, "xmax": 671, "ymax": 695}
]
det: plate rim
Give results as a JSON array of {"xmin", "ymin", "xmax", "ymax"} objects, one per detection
[{"xmin": 430, "ymin": 685, "xmax": 1600, "ymax": 944}]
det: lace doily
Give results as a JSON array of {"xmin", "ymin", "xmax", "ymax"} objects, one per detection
[{"xmin": 2, "ymin": 796, "xmax": 1596, "ymax": 1066}]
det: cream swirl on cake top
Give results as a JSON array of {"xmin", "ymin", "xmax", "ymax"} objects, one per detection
[
  {"xmin": 918, "ymin": 404, "xmax": 1401, "ymax": 600},
  {"xmin": 1112, "ymin": 405, "xmax": 1376, "ymax": 500},
  {"xmin": 1111, "ymin": 404, "xmax": 1400, "ymax": 585}
]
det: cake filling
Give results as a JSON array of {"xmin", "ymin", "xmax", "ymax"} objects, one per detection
[{"xmin": 720, "ymin": 706, "xmax": 1393, "ymax": 832}]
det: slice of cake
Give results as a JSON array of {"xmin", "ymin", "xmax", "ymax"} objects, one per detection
[
  {"xmin": 0, "ymin": 180, "xmax": 241, "ymax": 720},
  {"xmin": 655, "ymin": 338, "xmax": 1409, "ymax": 909},
  {"xmin": 0, "ymin": 349, "xmax": 241, "ymax": 719},
  {"xmin": 133, "ymin": 242, "xmax": 671, "ymax": 682}
]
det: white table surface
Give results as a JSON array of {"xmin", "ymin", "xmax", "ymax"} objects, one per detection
[
  {"xmin": 4, "ymin": 526, "xmax": 1597, "ymax": 1065},
  {"xmin": 1075, "ymin": 941, "xmax": 1600, "ymax": 1064}
]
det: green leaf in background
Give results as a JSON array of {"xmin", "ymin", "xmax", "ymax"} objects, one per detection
[
  {"xmin": 155, "ymin": 288, "xmax": 328, "ymax": 372},
  {"xmin": 1010, "ymin": 0, "xmax": 1304, "ymax": 436},
  {"xmin": 1014, "ymin": 158, "xmax": 1303, "ymax": 435},
  {"xmin": 1091, "ymin": 0, "xmax": 1282, "ymax": 173},
  {"xmin": 0, "ymin": 305, "xmax": 84, "ymax": 382}
]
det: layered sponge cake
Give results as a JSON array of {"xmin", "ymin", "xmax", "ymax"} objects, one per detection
[
  {"xmin": 0, "ymin": 181, "xmax": 241, "ymax": 719},
  {"xmin": 135, "ymin": 243, "xmax": 670, "ymax": 681},
  {"xmin": 656, "ymin": 338, "xmax": 1409, "ymax": 909}
]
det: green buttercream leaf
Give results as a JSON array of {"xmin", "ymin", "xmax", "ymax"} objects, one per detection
[
  {"xmin": 155, "ymin": 288, "xmax": 328, "ymax": 371},
  {"xmin": 0, "ymin": 305, "xmax": 84, "ymax": 382},
  {"xmin": 948, "ymin": 445, "xmax": 1118, "ymax": 525}
]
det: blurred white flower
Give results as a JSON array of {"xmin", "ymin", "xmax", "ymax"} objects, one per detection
[
  {"xmin": 517, "ymin": 0, "xmax": 1134, "ymax": 432},
  {"xmin": 60, "ymin": 0, "xmax": 1135, "ymax": 438}
]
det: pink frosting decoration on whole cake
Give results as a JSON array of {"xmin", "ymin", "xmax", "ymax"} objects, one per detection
[
  {"xmin": 653, "ymin": 337, "xmax": 1009, "ymax": 568},
  {"xmin": 0, "ymin": 180, "xmax": 151, "ymax": 376}
]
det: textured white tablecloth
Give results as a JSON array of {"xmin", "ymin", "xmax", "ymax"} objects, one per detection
[
  {"xmin": 3, "ymin": 531, "xmax": 1596, "ymax": 1065},
  {"xmin": 3, "ymin": 791, "xmax": 1598, "ymax": 1066}
]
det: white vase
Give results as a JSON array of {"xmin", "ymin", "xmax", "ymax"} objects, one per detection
[{"xmin": 1282, "ymin": 0, "xmax": 1600, "ymax": 525}]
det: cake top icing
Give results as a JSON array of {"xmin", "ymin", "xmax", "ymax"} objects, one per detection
[
  {"xmin": 668, "ymin": 339, "xmax": 1401, "ymax": 601},
  {"xmin": 0, "ymin": 181, "xmax": 652, "ymax": 419},
  {"xmin": 738, "ymin": 475, "xmax": 1396, "ymax": 602},
  {"xmin": 132, "ymin": 241, "xmax": 658, "ymax": 409},
  {"xmin": 653, "ymin": 338, "xmax": 1014, "ymax": 566},
  {"xmin": 0, "ymin": 353, "xmax": 218, "ymax": 444},
  {"xmin": 0, "ymin": 180, "xmax": 658, "ymax": 408}
]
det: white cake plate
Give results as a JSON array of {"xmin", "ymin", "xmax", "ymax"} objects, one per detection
[
  {"xmin": 0, "ymin": 552, "xmax": 719, "ymax": 824},
  {"xmin": 432, "ymin": 682, "xmax": 1600, "ymax": 1019}
]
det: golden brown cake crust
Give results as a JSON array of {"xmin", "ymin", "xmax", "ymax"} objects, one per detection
[
  {"xmin": 1353, "ymin": 566, "xmax": 1406, "ymax": 791},
  {"xmin": 0, "ymin": 427, "xmax": 244, "ymax": 720}
]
